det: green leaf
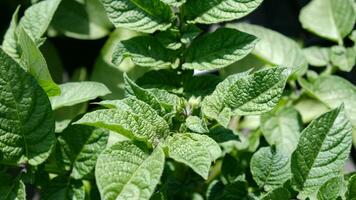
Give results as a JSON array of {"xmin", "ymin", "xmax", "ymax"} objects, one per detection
[
  {"xmin": 299, "ymin": 0, "xmax": 356, "ymax": 44},
  {"xmin": 54, "ymin": 103, "xmax": 87, "ymax": 133},
  {"xmin": 291, "ymin": 106, "xmax": 352, "ymax": 197},
  {"xmin": 216, "ymin": 108, "xmax": 232, "ymax": 128},
  {"xmin": 180, "ymin": 24, "xmax": 202, "ymax": 44},
  {"xmin": 202, "ymin": 67, "xmax": 290, "ymax": 124},
  {"xmin": 261, "ymin": 188, "xmax": 291, "ymax": 200},
  {"xmin": 2, "ymin": 0, "xmax": 61, "ymax": 59},
  {"xmin": 189, "ymin": 133, "xmax": 222, "ymax": 161},
  {"xmin": 183, "ymin": 74, "xmax": 222, "ymax": 97},
  {"xmin": 51, "ymin": 0, "xmax": 112, "ymax": 40},
  {"xmin": 75, "ymin": 100, "xmax": 169, "ymax": 146},
  {"xmin": 112, "ymin": 36, "xmax": 178, "ymax": 69},
  {"xmin": 221, "ymin": 181, "xmax": 249, "ymax": 200},
  {"xmin": 0, "ymin": 48, "xmax": 55, "ymax": 165},
  {"xmin": 19, "ymin": 0, "xmax": 61, "ymax": 44},
  {"xmin": 50, "ymin": 82, "xmax": 111, "ymax": 110},
  {"xmin": 0, "ymin": 175, "xmax": 26, "ymax": 200},
  {"xmin": 202, "ymin": 70, "xmax": 250, "ymax": 121},
  {"xmin": 100, "ymin": 0, "xmax": 172, "ymax": 33},
  {"xmin": 347, "ymin": 174, "xmax": 356, "ymax": 200},
  {"xmin": 57, "ymin": 125, "xmax": 109, "ymax": 179},
  {"xmin": 330, "ymin": 46, "xmax": 356, "ymax": 72},
  {"xmin": 147, "ymin": 88, "xmax": 183, "ymax": 112},
  {"xmin": 183, "ymin": 0, "xmax": 263, "ymax": 24},
  {"xmin": 300, "ymin": 75, "xmax": 356, "ymax": 128},
  {"xmin": 207, "ymin": 126, "xmax": 240, "ymax": 144},
  {"xmin": 186, "ymin": 116, "xmax": 209, "ymax": 133},
  {"xmin": 206, "ymin": 180, "xmax": 225, "ymax": 200},
  {"xmin": 317, "ymin": 176, "xmax": 344, "ymax": 200},
  {"xmin": 219, "ymin": 54, "xmax": 265, "ymax": 78},
  {"xmin": 183, "ymin": 28, "xmax": 257, "ymax": 70},
  {"xmin": 165, "ymin": 133, "xmax": 221, "ymax": 179},
  {"xmin": 229, "ymin": 23, "xmax": 308, "ymax": 77},
  {"xmin": 95, "ymin": 141, "xmax": 165, "ymax": 200},
  {"xmin": 160, "ymin": 0, "xmax": 186, "ymax": 7},
  {"xmin": 294, "ymin": 96, "xmax": 329, "ymax": 123},
  {"xmin": 97, "ymin": 97, "xmax": 170, "ymax": 137},
  {"xmin": 223, "ymin": 67, "xmax": 289, "ymax": 115},
  {"xmin": 107, "ymin": 70, "xmax": 183, "ymax": 111},
  {"xmin": 260, "ymin": 107, "xmax": 302, "ymax": 155},
  {"xmin": 303, "ymin": 46, "xmax": 331, "ymax": 67},
  {"xmin": 156, "ymin": 28, "xmax": 182, "ymax": 50},
  {"xmin": 124, "ymin": 74, "xmax": 164, "ymax": 114},
  {"xmin": 2, "ymin": 7, "xmax": 20, "ymax": 60},
  {"xmin": 250, "ymin": 147, "xmax": 291, "ymax": 191},
  {"xmin": 17, "ymin": 28, "xmax": 60, "ymax": 97},
  {"xmin": 42, "ymin": 176, "xmax": 85, "ymax": 200}
]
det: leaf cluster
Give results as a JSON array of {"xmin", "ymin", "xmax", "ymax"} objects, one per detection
[{"xmin": 0, "ymin": 0, "xmax": 356, "ymax": 200}]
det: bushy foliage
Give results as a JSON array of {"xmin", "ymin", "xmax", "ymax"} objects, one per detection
[{"xmin": 0, "ymin": 0, "xmax": 355, "ymax": 199}]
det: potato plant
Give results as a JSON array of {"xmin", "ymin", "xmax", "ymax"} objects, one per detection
[{"xmin": 0, "ymin": 0, "xmax": 356, "ymax": 199}]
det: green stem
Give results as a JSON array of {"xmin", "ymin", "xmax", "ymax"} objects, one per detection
[{"xmin": 321, "ymin": 64, "xmax": 337, "ymax": 76}]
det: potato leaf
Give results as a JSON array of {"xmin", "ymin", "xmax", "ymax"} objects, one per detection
[
  {"xmin": 17, "ymin": 28, "xmax": 61, "ymax": 97},
  {"xmin": 202, "ymin": 67, "xmax": 290, "ymax": 125},
  {"xmin": 57, "ymin": 125, "xmax": 109, "ymax": 179},
  {"xmin": 317, "ymin": 176, "xmax": 344, "ymax": 200},
  {"xmin": 165, "ymin": 133, "xmax": 221, "ymax": 179},
  {"xmin": 184, "ymin": 0, "xmax": 263, "ymax": 24},
  {"xmin": 75, "ymin": 98, "xmax": 169, "ymax": 146},
  {"xmin": 299, "ymin": 0, "xmax": 356, "ymax": 44},
  {"xmin": 291, "ymin": 106, "xmax": 352, "ymax": 197},
  {"xmin": 2, "ymin": 0, "xmax": 61, "ymax": 59},
  {"xmin": 95, "ymin": 141, "xmax": 165, "ymax": 200},
  {"xmin": 250, "ymin": 147, "xmax": 291, "ymax": 191},
  {"xmin": 100, "ymin": 0, "xmax": 172, "ymax": 33},
  {"xmin": 260, "ymin": 107, "xmax": 302, "ymax": 155},
  {"xmin": 183, "ymin": 28, "xmax": 257, "ymax": 70},
  {"xmin": 50, "ymin": 82, "xmax": 111, "ymax": 110},
  {"xmin": 0, "ymin": 48, "xmax": 55, "ymax": 165},
  {"xmin": 112, "ymin": 36, "xmax": 178, "ymax": 69},
  {"xmin": 229, "ymin": 23, "xmax": 308, "ymax": 77}
]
